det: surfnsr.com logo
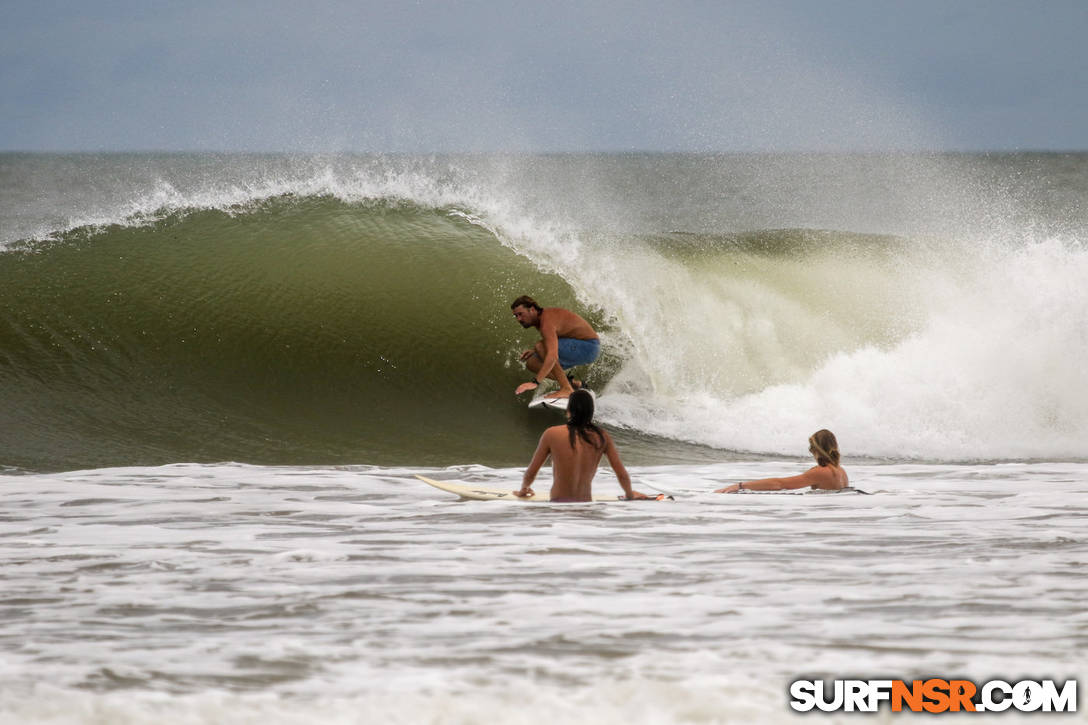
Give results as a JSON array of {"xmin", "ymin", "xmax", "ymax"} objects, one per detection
[{"xmin": 789, "ymin": 679, "xmax": 1077, "ymax": 713}]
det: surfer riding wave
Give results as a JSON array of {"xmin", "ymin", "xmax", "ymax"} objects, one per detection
[{"xmin": 511, "ymin": 295, "xmax": 599, "ymax": 400}]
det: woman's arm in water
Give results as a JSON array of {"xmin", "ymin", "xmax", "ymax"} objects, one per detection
[
  {"xmin": 714, "ymin": 467, "xmax": 828, "ymax": 494},
  {"xmin": 516, "ymin": 430, "xmax": 553, "ymax": 497}
]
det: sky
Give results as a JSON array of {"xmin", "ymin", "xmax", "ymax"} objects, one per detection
[{"xmin": 2, "ymin": 0, "xmax": 1086, "ymax": 153}]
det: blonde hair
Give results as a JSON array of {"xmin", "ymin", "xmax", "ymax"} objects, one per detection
[{"xmin": 808, "ymin": 429, "xmax": 840, "ymax": 467}]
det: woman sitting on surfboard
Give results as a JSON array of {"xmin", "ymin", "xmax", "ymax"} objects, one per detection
[
  {"xmin": 714, "ymin": 429, "xmax": 849, "ymax": 493},
  {"xmin": 516, "ymin": 389, "xmax": 648, "ymax": 502}
]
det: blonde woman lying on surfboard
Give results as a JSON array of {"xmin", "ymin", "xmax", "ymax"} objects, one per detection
[
  {"xmin": 715, "ymin": 429, "xmax": 849, "ymax": 493},
  {"xmin": 516, "ymin": 389, "xmax": 649, "ymax": 502}
]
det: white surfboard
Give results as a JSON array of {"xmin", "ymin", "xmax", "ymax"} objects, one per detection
[
  {"xmin": 527, "ymin": 395, "xmax": 569, "ymax": 410},
  {"xmin": 527, "ymin": 387, "xmax": 597, "ymax": 410},
  {"xmin": 415, "ymin": 475, "xmax": 667, "ymax": 502}
]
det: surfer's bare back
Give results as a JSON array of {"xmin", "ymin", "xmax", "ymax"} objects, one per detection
[
  {"xmin": 511, "ymin": 295, "xmax": 600, "ymax": 400},
  {"xmin": 516, "ymin": 389, "xmax": 647, "ymax": 501}
]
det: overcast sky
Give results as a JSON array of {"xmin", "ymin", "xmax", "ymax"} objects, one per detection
[{"xmin": 2, "ymin": 0, "xmax": 1086, "ymax": 152}]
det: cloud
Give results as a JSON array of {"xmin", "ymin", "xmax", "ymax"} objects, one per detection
[{"xmin": 2, "ymin": 0, "xmax": 1085, "ymax": 151}]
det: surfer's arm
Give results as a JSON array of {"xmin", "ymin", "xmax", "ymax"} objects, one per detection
[
  {"xmin": 534, "ymin": 315, "xmax": 561, "ymax": 384},
  {"xmin": 516, "ymin": 434, "xmax": 551, "ymax": 497}
]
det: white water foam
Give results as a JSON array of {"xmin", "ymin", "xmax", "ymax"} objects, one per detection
[
  {"xmin": 0, "ymin": 461, "xmax": 1084, "ymax": 723},
  {"xmin": 591, "ymin": 237, "xmax": 1088, "ymax": 461}
]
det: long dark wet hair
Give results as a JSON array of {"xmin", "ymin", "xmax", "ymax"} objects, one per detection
[{"xmin": 566, "ymin": 389, "xmax": 605, "ymax": 450}]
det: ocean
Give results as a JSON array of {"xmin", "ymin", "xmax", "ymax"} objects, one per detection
[{"xmin": 1, "ymin": 152, "xmax": 1085, "ymax": 722}]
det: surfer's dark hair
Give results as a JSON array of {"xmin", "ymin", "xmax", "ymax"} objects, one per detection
[
  {"xmin": 510, "ymin": 295, "xmax": 543, "ymax": 313},
  {"xmin": 808, "ymin": 429, "xmax": 840, "ymax": 467},
  {"xmin": 566, "ymin": 389, "xmax": 605, "ymax": 450}
]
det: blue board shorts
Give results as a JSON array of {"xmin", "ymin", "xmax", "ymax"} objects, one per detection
[{"xmin": 556, "ymin": 337, "xmax": 600, "ymax": 370}]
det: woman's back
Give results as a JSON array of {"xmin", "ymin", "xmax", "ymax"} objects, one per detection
[{"xmin": 542, "ymin": 425, "xmax": 607, "ymax": 501}]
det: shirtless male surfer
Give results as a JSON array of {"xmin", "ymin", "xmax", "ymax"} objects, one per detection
[
  {"xmin": 511, "ymin": 295, "xmax": 599, "ymax": 400},
  {"xmin": 515, "ymin": 389, "xmax": 647, "ymax": 501}
]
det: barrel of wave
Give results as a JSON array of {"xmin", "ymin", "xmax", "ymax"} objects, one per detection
[{"xmin": 0, "ymin": 198, "xmax": 613, "ymax": 470}]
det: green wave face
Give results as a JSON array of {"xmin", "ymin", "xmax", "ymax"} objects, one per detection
[{"xmin": 0, "ymin": 196, "xmax": 601, "ymax": 471}]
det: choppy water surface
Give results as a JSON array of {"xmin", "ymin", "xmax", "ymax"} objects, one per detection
[{"xmin": 1, "ymin": 462, "xmax": 1084, "ymax": 723}]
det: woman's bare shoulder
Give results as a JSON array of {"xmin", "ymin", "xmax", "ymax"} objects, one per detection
[{"xmin": 807, "ymin": 464, "xmax": 848, "ymax": 489}]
